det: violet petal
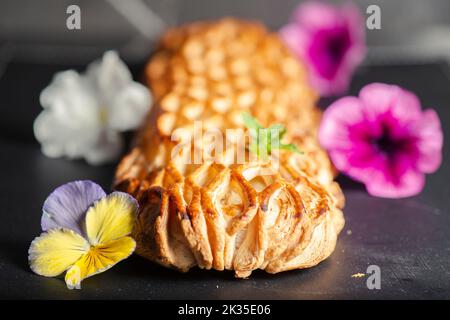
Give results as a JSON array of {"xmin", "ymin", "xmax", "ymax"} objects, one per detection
[{"xmin": 41, "ymin": 180, "xmax": 106, "ymax": 235}]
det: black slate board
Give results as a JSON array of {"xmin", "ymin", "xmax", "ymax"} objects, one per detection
[{"xmin": 0, "ymin": 60, "xmax": 449, "ymax": 299}]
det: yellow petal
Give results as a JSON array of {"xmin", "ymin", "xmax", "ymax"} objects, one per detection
[
  {"xmin": 85, "ymin": 192, "xmax": 138, "ymax": 245},
  {"xmin": 29, "ymin": 228, "xmax": 89, "ymax": 277},
  {"xmin": 65, "ymin": 236, "xmax": 136, "ymax": 289}
]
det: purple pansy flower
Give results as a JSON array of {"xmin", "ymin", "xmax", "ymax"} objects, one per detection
[
  {"xmin": 319, "ymin": 83, "xmax": 443, "ymax": 198},
  {"xmin": 280, "ymin": 1, "xmax": 366, "ymax": 96},
  {"xmin": 29, "ymin": 180, "xmax": 138, "ymax": 289}
]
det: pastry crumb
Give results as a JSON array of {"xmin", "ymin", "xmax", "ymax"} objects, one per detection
[
  {"xmin": 346, "ymin": 229, "xmax": 352, "ymax": 235},
  {"xmin": 351, "ymin": 273, "xmax": 365, "ymax": 278}
]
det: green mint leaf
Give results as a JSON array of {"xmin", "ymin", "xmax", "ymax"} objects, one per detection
[
  {"xmin": 242, "ymin": 112, "xmax": 262, "ymax": 130},
  {"xmin": 279, "ymin": 143, "xmax": 302, "ymax": 154},
  {"xmin": 242, "ymin": 113, "xmax": 302, "ymax": 157},
  {"xmin": 268, "ymin": 124, "xmax": 286, "ymax": 139}
]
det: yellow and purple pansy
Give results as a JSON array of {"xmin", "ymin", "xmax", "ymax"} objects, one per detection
[{"xmin": 28, "ymin": 180, "xmax": 138, "ymax": 289}]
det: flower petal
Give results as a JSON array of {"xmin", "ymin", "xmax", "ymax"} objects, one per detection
[
  {"xmin": 319, "ymin": 96, "xmax": 365, "ymax": 150},
  {"xmin": 39, "ymin": 70, "xmax": 99, "ymax": 123},
  {"xmin": 65, "ymin": 237, "xmax": 136, "ymax": 289},
  {"xmin": 34, "ymin": 109, "xmax": 121, "ymax": 165},
  {"xmin": 86, "ymin": 51, "xmax": 133, "ymax": 105},
  {"xmin": 279, "ymin": 23, "xmax": 309, "ymax": 59},
  {"xmin": 328, "ymin": 142, "xmax": 378, "ymax": 182},
  {"xmin": 414, "ymin": 109, "xmax": 443, "ymax": 173},
  {"xmin": 359, "ymin": 83, "xmax": 396, "ymax": 118},
  {"xmin": 364, "ymin": 165, "xmax": 425, "ymax": 199},
  {"xmin": 41, "ymin": 180, "xmax": 106, "ymax": 235},
  {"xmin": 395, "ymin": 88, "xmax": 422, "ymax": 119},
  {"xmin": 107, "ymin": 82, "xmax": 151, "ymax": 131},
  {"xmin": 359, "ymin": 83, "xmax": 422, "ymax": 124},
  {"xmin": 34, "ymin": 111, "xmax": 66, "ymax": 158},
  {"xmin": 85, "ymin": 192, "xmax": 138, "ymax": 245},
  {"xmin": 34, "ymin": 109, "xmax": 101, "ymax": 160},
  {"xmin": 338, "ymin": 148, "xmax": 426, "ymax": 198},
  {"xmin": 29, "ymin": 228, "xmax": 89, "ymax": 277},
  {"xmin": 292, "ymin": 1, "xmax": 342, "ymax": 31}
]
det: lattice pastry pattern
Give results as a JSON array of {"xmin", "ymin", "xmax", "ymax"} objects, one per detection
[{"xmin": 114, "ymin": 18, "xmax": 345, "ymax": 277}]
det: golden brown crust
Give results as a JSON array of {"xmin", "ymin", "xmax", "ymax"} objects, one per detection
[{"xmin": 114, "ymin": 18, "xmax": 345, "ymax": 277}]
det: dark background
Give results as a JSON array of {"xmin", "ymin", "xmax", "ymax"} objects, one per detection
[
  {"xmin": 2, "ymin": 0, "xmax": 450, "ymax": 65},
  {"xmin": 0, "ymin": 0, "xmax": 449, "ymax": 299}
]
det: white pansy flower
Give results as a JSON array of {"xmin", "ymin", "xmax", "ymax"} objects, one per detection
[{"xmin": 34, "ymin": 51, "xmax": 151, "ymax": 165}]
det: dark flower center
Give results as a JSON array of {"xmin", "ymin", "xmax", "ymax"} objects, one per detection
[
  {"xmin": 371, "ymin": 126, "xmax": 413, "ymax": 158},
  {"xmin": 327, "ymin": 34, "xmax": 350, "ymax": 64},
  {"xmin": 373, "ymin": 134, "xmax": 398, "ymax": 155},
  {"xmin": 309, "ymin": 26, "xmax": 352, "ymax": 80}
]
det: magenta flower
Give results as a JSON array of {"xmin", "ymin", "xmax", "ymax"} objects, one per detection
[
  {"xmin": 319, "ymin": 83, "xmax": 443, "ymax": 198},
  {"xmin": 280, "ymin": 1, "xmax": 366, "ymax": 96}
]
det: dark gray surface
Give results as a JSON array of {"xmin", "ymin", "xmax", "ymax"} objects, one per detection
[{"xmin": 0, "ymin": 60, "xmax": 449, "ymax": 299}]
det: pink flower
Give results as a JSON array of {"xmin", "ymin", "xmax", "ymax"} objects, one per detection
[
  {"xmin": 280, "ymin": 1, "xmax": 366, "ymax": 96},
  {"xmin": 319, "ymin": 83, "xmax": 443, "ymax": 198}
]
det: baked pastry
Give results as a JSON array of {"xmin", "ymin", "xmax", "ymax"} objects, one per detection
[{"xmin": 114, "ymin": 18, "xmax": 345, "ymax": 277}]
